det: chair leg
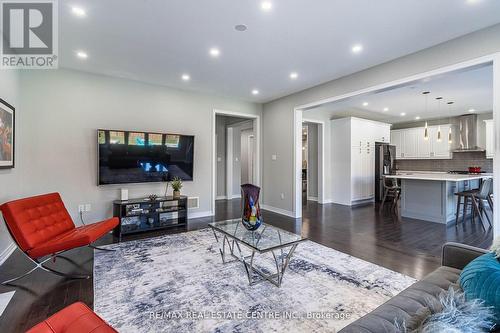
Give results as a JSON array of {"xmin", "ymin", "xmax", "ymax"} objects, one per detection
[
  {"xmin": 471, "ymin": 196, "xmax": 485, "ymax": 230},
  {"xmin": 379, "ymin": 189, "xmax": 389, "ymax": 213},
  {"xmin": 455, "ymin": 195, "xmax": 462, "ymax": 227},
  {"xmin": 89, "ymin": 244, "xmax": 116, "ymax": 252},
  {"xmin": 1, "ymin": 251, "xmax": 90, "ymax": 286},
  {"xmin": 480, "ymin": 199, "xmax": 492, "ymax": 227},
  {"xmin": 462, "ymin": 196, "xmax": 468, "ymax": 224}
]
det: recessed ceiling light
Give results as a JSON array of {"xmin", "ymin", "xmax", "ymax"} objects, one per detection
[
  {"xmin": 351, "ymin": 44, "xmax": 363, "ymax": 54},
  {"xmin": 235, "ymin": 24, "xmax": 247, "ymax": 32},
  {"xmin": 362, "ymin": 102, "xmax": 369, "ymax": 107},
  {"xmin": 181, "ymin": 74, "xmax": 190, "ymax": 81},
  {"xmin": 289, "ymin": 72, "xmax": 298, "ymax": 80},
  {"xmin": 400, "ymin": 113, "xmax": 406, "ymax": 116},
  {"xmin": 468, "ymin": 108, "xmax": 476, "ymax": 113},
  {"xmin": 71, "ymin": 6, "xmax": 86, "ymax": 17},
  {"xmin": 383, "ymin": 107, "xmax": 389, "ymax": 112},
  {"xmin": 209, "ymin": 48, "xmax": 220, "ymax": 57},
  {"xmin": 261, "ymin": 1, "xmax": 273, "ymax": 11},
  {"xmin": 466, "ymin": 0, "xmax": 481, "ymax": 4},
  {"xmin": 415, "ymin": 116, "xmax": 421, "ymax": 120},
  {"xmin": 76, "ymin": 51, "xmax": 88, "ymax": 59},
  {"xmin": 252, "ymin": 89, "xmax": 259, "ymax": 95}
]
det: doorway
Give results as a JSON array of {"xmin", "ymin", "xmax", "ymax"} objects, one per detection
[
  {"xmin": 302, "ymin": 122, "xmax": 320, "ymax": 204},
  {"xmin": 212, "ymin": 110, "xmax": 260, "ymax": 215}
]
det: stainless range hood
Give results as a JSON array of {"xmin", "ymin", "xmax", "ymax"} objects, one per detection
[{"xmin": 453, "ymin": 114, "xmax": 485, "ymax": 152}]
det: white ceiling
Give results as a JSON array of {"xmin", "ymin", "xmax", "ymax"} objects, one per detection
[
  {"xmin": 59, "ymin": 0, "xmax": 500, "ymax": 102},
  {"xmin": 306, "ymin": 65, "xmax": 493, "ymax": 123}
]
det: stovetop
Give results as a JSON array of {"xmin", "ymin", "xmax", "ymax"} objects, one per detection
[{"xmin": 447, "ymin": 170, "xmax": 486, "ymax": 175}]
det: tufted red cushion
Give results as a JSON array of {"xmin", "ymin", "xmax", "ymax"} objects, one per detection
[
  {"xmin": 0, "ymin": 193, "xmax": 75, "ymax": 252},
  {"xmin": 26, "ymin": 302, "xmax": 117, "ymax": 333},
  {"xmin": 0, "ymin": 193, "xmax": 119, "ymax": 259}
]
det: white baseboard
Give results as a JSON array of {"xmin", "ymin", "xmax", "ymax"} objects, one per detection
[
  {"xmin": 216, "ymin": 196, "xmax": 227, "ymax": 200},
  {"xmin": 230, "ymin": 195, "xmax": 241, "ymax": 199},
  {"xmin": 0, "ymin": 242, "xmax": 16, "ymax": 267},
  {"xmin": 188, "ymin": 210, "xmax": 214, "ymax": 219},
  {"xmin": 319, "ymin": 198, "xmax": 333, "ymax": 204},
  {"xmin": 307, "ymin": 196, "xmax": 318, "ymax": 202},
  {"xmin": 261, "ymin": 204, "xmax": 296, "ymax": 218}
]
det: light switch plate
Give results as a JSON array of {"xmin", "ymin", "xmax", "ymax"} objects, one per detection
[
  {"xmin": 217, "ymin": 157, "xmax": 222, "ymax": 162},
  {"xmin": 272, "ymin": 154, "xmax": 277, "ymax": 160}
]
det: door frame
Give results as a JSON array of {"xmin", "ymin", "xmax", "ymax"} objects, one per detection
[
  {"xmin": 302, "ymin": 119, "xmax": 325, "ymax": 204},
  {"xmin": 292, "ymin": 53, "xmax": 500, "ymax": 239},
  {"xmin": 212, "ymin": 109, "xmax": 261, "ymax": 215}
]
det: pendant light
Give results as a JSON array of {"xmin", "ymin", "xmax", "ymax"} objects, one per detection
[
  {"xmin": 423, "ymin": 91, "xmax": 430, "ymax": 140},
  {"xmin": 447, "ymin": 101, "xmax": 454, "ymax": 144},
  {"xmin": 436, "ymin": 97, "xmax": 443, "ymax": 142}
]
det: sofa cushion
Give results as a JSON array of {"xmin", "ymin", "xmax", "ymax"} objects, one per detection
[{"xmin": 339, "ymin": 266, "xmax": 461, "ymax": 333}]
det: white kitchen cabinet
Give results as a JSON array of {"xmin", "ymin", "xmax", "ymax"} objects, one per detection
[
  {"xmin": 402, "ymin": 128, "xmax": 419, "ymax": 159},
  {"xmin": 430, "ymin": 125, "xmax": 452, "ymax": 158},
  {"xmin": 391, "ymin": 130, "xmax": 403, "ymax": 159},
  {"xmin": 485, "ymin": 119, "xmax": 494, "ymax": 159},
  {"xmin": 391, "ymin": 124, "xmax": 454, "ymax": 160},
  {"xmin": 331, "ymin": 117, "xmax": 391, "ymax": 205}
]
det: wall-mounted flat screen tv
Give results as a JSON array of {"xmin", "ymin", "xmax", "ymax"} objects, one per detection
[{"xmin": 98, "ymin": 129, "xmax": 194, "ymax": 185}]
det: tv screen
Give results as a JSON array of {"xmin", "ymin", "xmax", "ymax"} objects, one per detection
[{"xmin": 98, "ymin": 129, "xmax": 194, "ymax": 185}]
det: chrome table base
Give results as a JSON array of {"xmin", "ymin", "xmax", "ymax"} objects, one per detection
[{"xmin": 211, "ymin": 229, "xmax": 298, "ymax": 287}]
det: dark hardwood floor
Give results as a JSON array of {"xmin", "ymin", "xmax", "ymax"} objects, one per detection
[{"xmin": 0, "ymin": 199, "xmax": 492, "ymax": 332}]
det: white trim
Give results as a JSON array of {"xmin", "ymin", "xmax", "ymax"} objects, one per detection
[
  {"xmin": 261, "ymin": 204, "xmax": 296, "ymax": 218},
  {"xmin": 292, "ymin": 52, "xmax": 500, "ymax": 236},
  {"xmin": 216, "ymin": 196, "xmax": 227, "ymax": 200},
  {"xmin": 212, "ymin": 109, "xmax": 261, "ymax": 218},
  {"xmin": 307, "ymin": 196, "xmax": 318, "ymax": 202},
  {"xmin": 0, "ymin": 243, "xmax": 15, "ymax": 266},
  {"xmin": 188, "ymin": 210, "xmax": 214, "ymax": 219}
]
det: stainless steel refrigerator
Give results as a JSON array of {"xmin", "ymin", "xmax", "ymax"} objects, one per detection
[{"xmin": 375, "ymin": 143, "xmax": 396, "ymax": 202}]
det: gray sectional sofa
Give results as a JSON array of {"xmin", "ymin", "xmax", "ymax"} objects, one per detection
[{"xmin": 339, "ymin": 242, "xmax": 490, "ymax": 333}]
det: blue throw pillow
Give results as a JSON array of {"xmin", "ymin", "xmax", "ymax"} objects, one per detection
[{"xmin": 459, "ymin": 252, "xmax": 500, "ymax": 326}]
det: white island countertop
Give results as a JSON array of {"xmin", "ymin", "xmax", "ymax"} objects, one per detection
[{"xmin": 384, "ymin": 171, "xmax": 492, "ymax": 182}]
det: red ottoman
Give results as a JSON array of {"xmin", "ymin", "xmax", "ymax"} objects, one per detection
[{"xmin": 26, "ymin": 302, "xmax": 117, "ymax": 333}]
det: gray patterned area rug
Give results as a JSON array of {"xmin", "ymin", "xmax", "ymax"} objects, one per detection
[{"xmin": 94, "ymin": 228, "xmax": 415, "ymax": 332}]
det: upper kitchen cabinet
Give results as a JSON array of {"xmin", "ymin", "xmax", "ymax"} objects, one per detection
[
  {"xmin": 484, "ymin": 119, "xmax": 494, "ymax": 159},
  {"xmin": 350, "ymin": 118, "xmax": 392, "ymax": 147},
  {"xmin": 391, "ymin": 124, "xmax": 454, "ymax": 160}
]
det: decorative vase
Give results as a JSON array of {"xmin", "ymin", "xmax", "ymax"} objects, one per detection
[
  {"xmin": 173, "ymin": 190, "xmax": 181, "ymax": 199},
  {"xmin": 241, "ymin": 184, "xmax": 262, "ymax": 231}
]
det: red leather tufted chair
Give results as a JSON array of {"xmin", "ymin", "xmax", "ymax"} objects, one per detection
[
  {"xmin": 26, "ymin": 302, "xmax": 117, "ymax": 333},
  {"xmin": 0, "ymin": 193, "xmax": 119, "ymax": 285}
]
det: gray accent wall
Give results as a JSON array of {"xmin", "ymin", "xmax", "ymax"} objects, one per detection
[
  {"xmin": 306, "ymin": 123, "xmax": 318, "ymax": 198},
  {"xmin": 262, "ymin": 24, "xmax": 500, "ymax": 213}
]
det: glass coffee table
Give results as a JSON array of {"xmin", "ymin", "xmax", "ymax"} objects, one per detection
[{"xmin": 208, "ymin": 219, "xmax": 306, "ymax": 287}]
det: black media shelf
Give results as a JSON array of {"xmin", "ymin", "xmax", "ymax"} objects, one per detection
[{"xmin": 113, "ymin": 196, "xmax": 188, "ymax": 240}]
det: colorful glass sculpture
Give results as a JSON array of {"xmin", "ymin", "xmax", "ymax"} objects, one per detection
[{"xmin": 241, "ymin": 184, "xmax": 262, "ymax": 231}]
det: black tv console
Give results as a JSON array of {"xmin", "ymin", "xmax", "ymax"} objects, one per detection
[{"xmin": 113, "ymin": 196, "xmax": 188, "ymax": 240}]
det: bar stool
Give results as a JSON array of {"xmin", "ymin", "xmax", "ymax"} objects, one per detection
[
  {"xmin": 379, "ymin": 177, "xmax": 401, "ymax": 215},
  {"xmin": 472, "ymin": 178, "xmax": 493, "ymax": 228},
  {"xmin": 455, "ymin": 189, "xmax": 478, "ymax": 227}
]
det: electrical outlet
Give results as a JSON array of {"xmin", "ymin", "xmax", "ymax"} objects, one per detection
[
  {"xmin": 272, "ymin": 154, "xmax": 277, "ymax": 160},
  {"xmin": 85, "ymin": 204, "xmax": 92, "ymax": 212},
  {"xmin": 78, "ymin": 205, "xmax": 85, "ymax": 212}
]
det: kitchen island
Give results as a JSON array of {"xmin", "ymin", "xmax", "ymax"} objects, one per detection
[{"xmin": 384, "ymin": 172, "xmax": 491, "ymax": 224}]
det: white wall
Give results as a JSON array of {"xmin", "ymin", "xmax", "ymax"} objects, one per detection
[
  {"xmin": 0, "ymin": 70, "xmax": 20, "ymax": 263},
  {"xmin": 0, "ymin": 69, "xmax": 261, "ymax": 257},
  {"xmin": 262, "ymin": 23, "xmax": 500, "ymax": 213}
]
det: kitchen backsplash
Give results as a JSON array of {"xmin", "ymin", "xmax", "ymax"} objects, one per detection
[{"xmin": 395, "ymin": 151, "xmax": 493, "ymax": 172}]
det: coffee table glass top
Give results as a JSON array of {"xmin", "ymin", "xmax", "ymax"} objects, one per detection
[{"xmin": 208, "ymin": 219, "xmax": 306, "ymax": 252}]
